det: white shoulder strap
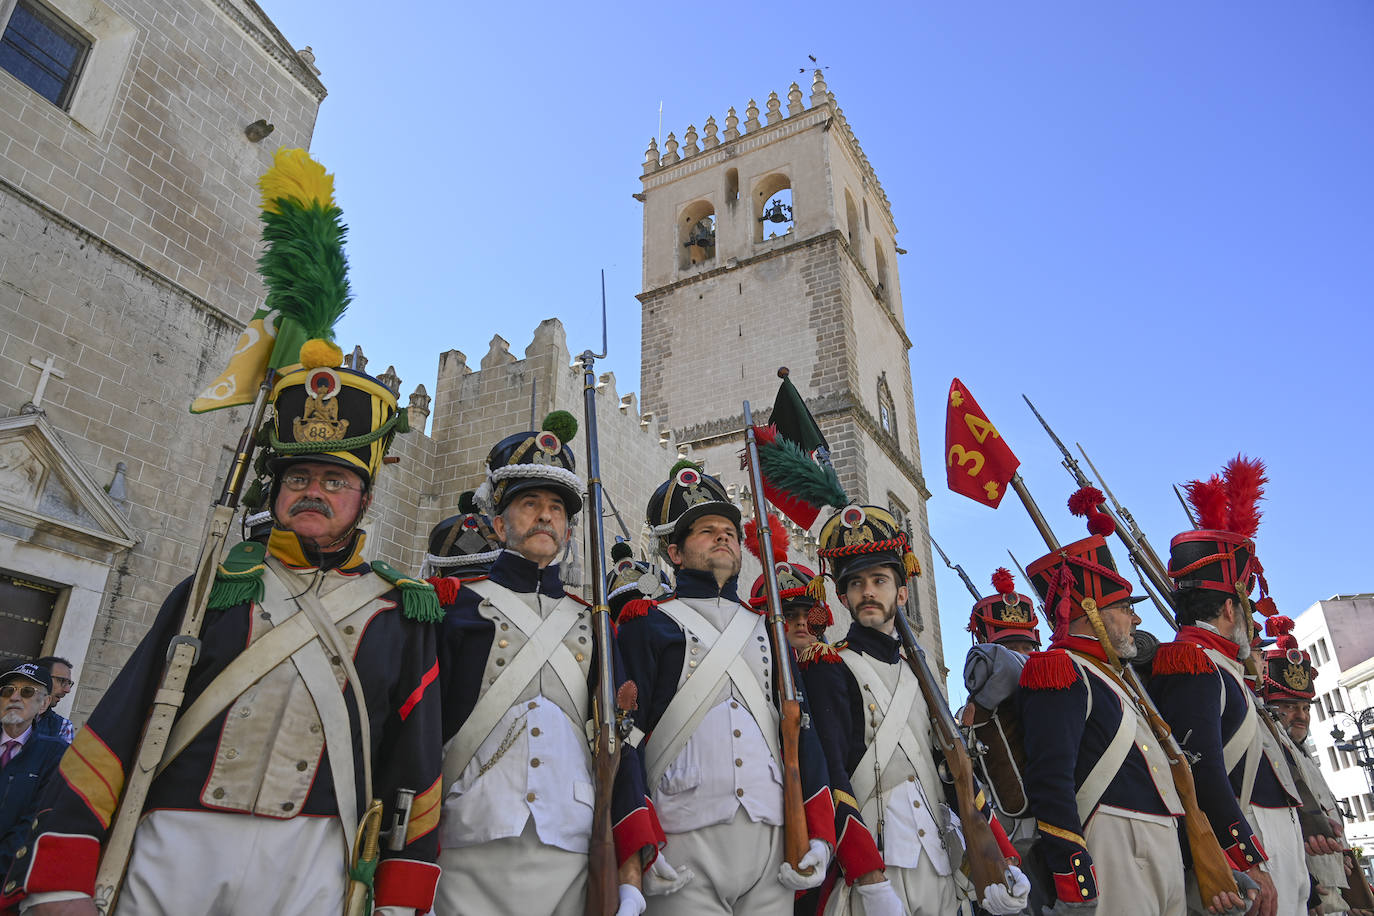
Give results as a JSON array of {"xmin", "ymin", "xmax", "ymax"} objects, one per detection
[
  {"xmin": 644, "ymin": 600, "xmax": 774, "ymax": 786},
  {"xmin": 444, "ymin": 580, "xmax": 584, "ymax": 784},
  {"xmin": 1206, "ymin": 648, "xmax": 1262, "ymax": 807},
  {"xmin": 843, "ymin": 650, "xmax": 921, "ymax": 809},
  {"xmin": 1071, "ymin": 657, "xmax": 1141, "ymax": 823}
]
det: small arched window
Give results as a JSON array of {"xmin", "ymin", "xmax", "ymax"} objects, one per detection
[
  {"xmin": 877, "ymin": 373, "xmax": 897, "ymax": 444},
  {"xmin": 875, "ymin": 245, "xmax": 889, "ymax": 299},
  {"xmin": 845, "ymin": 190, "xmax": 860, "ymax": 249},
  {"xmin": 679, "ymin": 200, "xmax": 716, "ymax": 269},
  {"xmin": 725, "ymin": 168, "xmax": 739, "ymax": 206}
]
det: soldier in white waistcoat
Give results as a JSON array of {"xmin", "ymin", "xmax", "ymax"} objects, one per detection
[{"xmin": 434, "ymin": 413, "xmax": 662, "ymax": 916}]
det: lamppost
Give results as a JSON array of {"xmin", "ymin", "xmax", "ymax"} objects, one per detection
[{"xmin": 1330, "ymin": 707, "xmax": 1374, "ymax": 799}]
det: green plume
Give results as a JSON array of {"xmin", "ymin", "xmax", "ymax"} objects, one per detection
[
  {"xmin": 758, "ymin": 435, "xmax": 847, "ymax": 509},
  {"xmin": 257, "ymin": 200, "xmax": 351, "ymax": 348},
  {"xmin": 541, "ymin": 410, "xmax": 578, "ymax": 443},
  {"xmin": 668, "ymin": 458, "xmax": 701, "ymax": 479}
]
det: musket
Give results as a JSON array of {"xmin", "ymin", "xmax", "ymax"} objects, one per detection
[
  {"xmin": 93, "ymin": 370, "xmax": 277, "ymax": 914},
  {"xmin": 1174, "ymin": 483, "xmax": 1200, "ymax": 529},
  {"xmin": 1021, "ymin": 395, "xmax": 1178, "ymax": 627},
  {"xmin": 894, "ymin": 574, "xmax": 1015, "ymax": 902},
  {"xmin": 742, "ymin": 400, "xmax": 813, "ymax": 877},
  {"xmin": 581, "ymin": 271, "xmax": 632, "ymax": 915},
  {"xmin": 1007, "ymin": 473, "xmax": 1242, "ymax": 905},
  {"xmin": 931, "ymin": 536, "xmax": 982, "ymax": 601}
]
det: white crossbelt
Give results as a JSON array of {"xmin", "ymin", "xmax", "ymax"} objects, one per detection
[
  {"xmin": 645, "ymin": 599, "xmax": 779, "ymax": 787},
  {"xmin": 840, "ymin": 649, "xmax": 925, "ymax": 811},
  {"xmin": 1207, "ymin": 648, "xmax": 1263, "ymax": 809},
  {"xmin": 444, "ymin": 579, "xmax": 588, "ymax": 784},
  {"xmin": 1070, "ymin": 655, "xmax": 1146, "ymax": 824}
]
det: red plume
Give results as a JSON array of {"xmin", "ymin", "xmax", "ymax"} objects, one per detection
[
  {"xmin": 1222, "ymin": 455, "xmax": 1267, "ymax": 539},
  {"xmin": 1184, "ymin": 475, "xmax": 1228, "ymax": 530},
  {"xmin": 743, "ymin": 513, "xmax": 789, "ymax": 563},
  {"xmin": 991, "ymin": 567, "xmax": 1016, "ymax": 595},
  {"xmin": 1067, "ymin": 486, "xmax": 1116, "ymax": 537},
  {"xmin": 1253, "ymin": 596, "xmax": 1278, "ymax": 619},
  {"xmin": 1264, "ymin": 614, "xmax": 1294, "ymax": 638}
]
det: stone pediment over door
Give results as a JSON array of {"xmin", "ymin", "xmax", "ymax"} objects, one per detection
[{"xmin": 0, "ymin": 413, "xmax": 137, "ymax": 553}]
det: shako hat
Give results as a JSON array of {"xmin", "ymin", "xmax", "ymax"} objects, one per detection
[
  {"xmin": 745, "ymin": 513, "xmax": 832, "ymax": 635},
  {"xmin": 420, "ymin": 490, "xmax": 502, "ymax": 577},
  {"xmin": 645, "ymin": 459, "xmax": 741, "ymax": 559},
  {"xmin": 268, "ymin": 362, "xmax": 406, "ymax": 487},
  {"xmin": 969, "ymin": 567, "xmax": 1041, "ymax": 648},
  {"xmin": 1169, "ymin": 456, "xmax": 1269, "ymax": 601},
  {"xmin": 606, "ymin": 540, "xmax": 671, "ymax": 616},
  {"xmin": 477, "ymin": 411, "xmax": 583, "ymax": 516},
  {"xmin": 1259, "ymin": 614, "xmax": 1316, "ymax": 702},
  {"xmin": 816, "ymin": 504, "xmax": 919, "ymax": 591},
  {"xmin": 1026, "ymin": 488, "xmax": 1144, "ymax": 642}
]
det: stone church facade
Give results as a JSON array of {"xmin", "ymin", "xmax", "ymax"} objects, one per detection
[{"xmin": 0, "ymin": 0, "xmax": 939, "ymax": 723}]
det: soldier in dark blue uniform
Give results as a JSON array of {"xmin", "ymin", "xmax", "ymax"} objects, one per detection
[
  {"xmin": 617, "ymin": 461, "xmax": 836, "ymax": 915},
  {"xmin": 434, "ymin": 413, "xmax": 662, "ymax": 916}
]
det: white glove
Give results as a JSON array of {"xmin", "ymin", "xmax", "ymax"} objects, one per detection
[
  {"xmin": 981, "ymin": 864, "xmax": 1031, "ymax": 915},
  {"xmin": 642, "ymin": 854, "xmax": 694, "ymax": 896},
  {"xmin": 615, "ymin": 883, "xmax": 647, "ymax": 916},
  {"xmin": 778, "ymin": 839, "xmax": 831, "ymax": 890},
  {"xmin": 855, "ymin": 879, "xmax": 905, "ymax": 916}
]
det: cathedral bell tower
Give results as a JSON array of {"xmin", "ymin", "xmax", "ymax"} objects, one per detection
[{"xmin": 636, "ymin": 71, "xmax": 940, "ymax": 643}]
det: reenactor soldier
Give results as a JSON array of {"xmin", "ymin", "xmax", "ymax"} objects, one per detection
[
  {"xmin": 617, "ymin": 462, "xmax": 835, "ymax": 915},
  {"xmin": 607, "ymin": 540, "xmax": 672, "ymax": 622},
  {"xmin": 1258, "ymin": 618, "xmax": 1354, "ymax": 914},
  {"xmin": 1150, "ymin": 486, "xmax": 1305, "ymax": 916},
  {"xmin": 434, "ymin": 413, "xmax": 661, "ymax": 916},
  {"xmin": 419, "ymin": 490, "xmax": 502, "ymax": 580},
  {"xmin": 744, "ymin": 513, "xmax": 831, "ymax": 654},
  {"xmin": 1018, "ymin": 529, "xmax": 1194, "ymax": 916},
  {"xmin": 16, "ymin": 357, "xmax": 446, "ymax": 915},
  {"xmin": 801, "ymin": 505, "xmax": 1028, "ymax": 916}
]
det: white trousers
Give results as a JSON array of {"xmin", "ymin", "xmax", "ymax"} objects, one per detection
[
  {"xmin": 824, "ymin": 848, "xmax": 961, "ymax": 916},
  {"xmin": 116, "ymin": 810, "xmax": 348, "ymax": 916},
  {"xmin": 1084, "ymin": 810, "xmax": 1185, "ymax": 916},
  {"xmin": 1246, "ymin": 804, "xmax": 1307, "ymax": 916},
  {"xmin": 434, "ymin": 818, "xmax": 585, "ymax": 916},
  {"xmin": 646, "ymin": 807, "xmax": 790, "ymax": 916}
]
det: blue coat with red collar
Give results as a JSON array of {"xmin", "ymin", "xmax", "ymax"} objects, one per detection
[
  {"xmin": 1148, "ymin": 625, "xmax": 1297, "ymax": 871},
  {"xmin": 615, "ymin": 567, "xmax": 836, "ymax": 848},
  {"xmin": 1018, "ymin": 635, "xmax": 1182, "ymax": 904},
  {"xmin": 437, "ymin": 549, "xmax": 663, "ymax": 864}
]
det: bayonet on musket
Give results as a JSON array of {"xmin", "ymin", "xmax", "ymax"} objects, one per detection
[
  {"xmin": 1077, "ymin": 443, "xmax": 1171, "ymax": 589},
  {"xmin": 931, "ymin": 536, "xmax": 982, "ymax": 601},
  {"xmin": 1174, "ymin": 484, "xmax": 1200, "ymax": 529}
]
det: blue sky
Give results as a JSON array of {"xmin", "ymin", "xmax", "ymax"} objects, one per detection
[{"xmin": 266, "ymin": 2, "xmax": 1374, "ymax": 686}]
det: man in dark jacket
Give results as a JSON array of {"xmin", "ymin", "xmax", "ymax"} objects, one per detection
[{"xmin": 0, "ymin": 661, "xmax": 65, "ymax": 876}]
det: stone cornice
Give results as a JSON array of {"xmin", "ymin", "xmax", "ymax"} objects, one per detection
[
  {"xmin": 641, "ymin": 108, "xmax": 832, "ymax": 189},
  {"xmin": 216, "ymin": 0, "xmax": 328, "ymax": 101}
]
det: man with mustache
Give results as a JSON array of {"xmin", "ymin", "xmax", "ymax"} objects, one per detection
[
  {"xmin": 1150, "ymin": 521, "xmax": 1304, "ymax": 916},
  {"xmin": 434, "ymin": 415, "xmax": 661, "ymax": 916},
  {"xmin": 800, "ymin": 505, "xmax": 1026, "ymax": 916},
  {"xmin": 16, "ymin": 360, "xmax": 445, "ymax": 915},
  {"xmin": 616, "ymin": 462, "xmax": 836, "ymax": 915}
]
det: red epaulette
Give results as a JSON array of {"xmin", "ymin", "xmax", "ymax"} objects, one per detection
[
  {"xmin": 425, "ymin": 576, "xmax": 462, "ymax": 606},
  {"xmin": 1152, "ymin": 641, "xmax": 1216, "ymax": 676},
  {"xmin": 799, "ymin": 642, "xmax": 843, "ymax": 668},
  {"xmin": 616, "ymin": 598, "xmax": 657, "ymax": 625},
  {"xmin": 1019, "ymin": 649, "xmax": 1079, "ymax": 690}
]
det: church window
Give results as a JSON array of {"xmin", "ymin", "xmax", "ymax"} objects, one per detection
[
  {"xmin": 844, "ymin": 190, "xmax": 860, "ymax": 249},
  {"xmin": 863, "ymin": 198, "xmax": 870, "ymax": 230},
  {"xmin": 725, "ymin": 168, "xmax": 739, "ymax": 206},
  {"xmin": 875, "ymin": 244, "xmax": 889, "ymax": 299},
  {"xmin": 754, "ymin": 173, "xmax": 794, "ymax": 242},
  {"xmin": 679, "ymin": 200, "xmax": 716, "ymax": 269},
  {"xmin": 0, "ymin": 0, "xmax": 90, "ymax": 109},
  {"xmin": 877, "ymin": 374, "xmax": 897, "ymax": 444}
]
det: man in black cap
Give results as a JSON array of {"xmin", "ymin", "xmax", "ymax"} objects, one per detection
[
  {"xmin": 0, "ymin": 662, "xmax": 65, "ymax": 877},
  {"xmin": 617, "ymin": 461, "xmax": 835, "ymax": 915},
  {"xmin": 435, "ymin": 412, "xmax": 661, "ymax": 916},
  {"xmin": 17, "ymin": 358, "xmax": 445, "ymax": 915}
]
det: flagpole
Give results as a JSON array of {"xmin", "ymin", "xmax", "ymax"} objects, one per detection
[{"xmin": 1009, "ymin": 475, "xmax": 1059, "ymax": 551}]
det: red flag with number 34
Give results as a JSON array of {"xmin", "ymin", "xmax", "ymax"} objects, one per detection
[{"xmin": 945, "ymin": 378, "xmax": 1020, "ymax": 508}]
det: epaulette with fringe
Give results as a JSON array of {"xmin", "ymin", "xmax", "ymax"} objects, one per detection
[
  {"xmin": 1019, "ymin": 649, "xmax": 1079, "ymax": 690},
  {"xmin": 799, "ymin": 642, "xmax": 843, "ymax": 668},
  {"xmin": 616, "ymin": 598, "xmax": 657, "ymax": 626},
  {"xmin": 1152, "ymin": 641, "xmax": 1216, "ymax": 677},
  {"xmin": 371, "ymin": 561, "xmax": 443, "ymax": 623},
  {"xmin": 207, "ymin": 541, "xmax": 268, "ymax": 610},
  {"xmin": 425, "ymin": 576, "xmax": 461, "ymax": 606}
]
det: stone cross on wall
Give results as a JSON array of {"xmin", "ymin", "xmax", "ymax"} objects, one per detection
[{"xmin": 24, "ymin": 355, "xmax": 65, "ymax": 411}]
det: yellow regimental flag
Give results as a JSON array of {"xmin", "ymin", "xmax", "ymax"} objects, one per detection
[{"xmin": 190, "ymin": 307, "xmax": 280, "ymax": 413}]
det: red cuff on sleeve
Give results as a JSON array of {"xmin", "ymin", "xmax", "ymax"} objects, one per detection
[
  {"xmin": 989, "ymin": 813, "xmax": 1019, "ymax": 864},
  {"xmin": 373, "ymin": 858, "xmax": 441, "ymax": 911},
  {"xmin": 1051, "ymin": 849, "xmax": 1097, "ymax": 903},
  {"xmin": 804, "ymin": 787, "xmax": 838, "ymax": 847},
  {"xmin": 21, "ymin": 833, "xmax": 100, "ymax": 896},
  {"xmin": 835, "ymin": 813, "xmax": 884, "ymax": 884},
  {"xmin": 1222, "ymin": 823, "xmax": 1267, "ymax": 870},
  {"xmin": 613, "ymin": 804, "xmax": 664, "ymax": 868}
]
